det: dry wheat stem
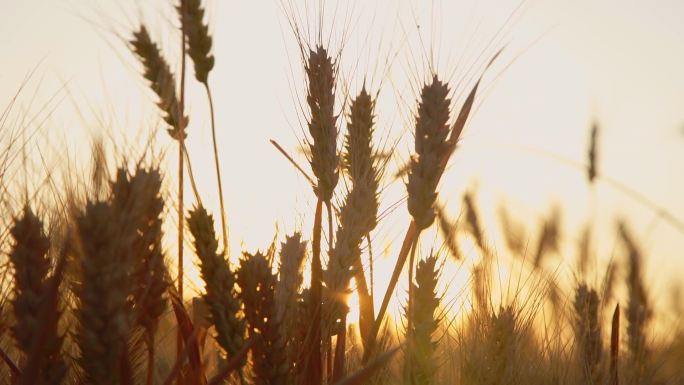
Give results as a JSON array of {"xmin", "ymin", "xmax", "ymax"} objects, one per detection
[
  {"xmin": 177, "ymin": 3, "xmax": 188, "ymax": 381},
  {"xmin": 301, "ymin": 198, "xmax": 324, "ymax": 385},
  {"xmin": 363, "ymin": 220, "xmax": 418, "ymax": 363},
  {"xmin": 204, "ymin": 83, "xmax": 229, "ymax": 255}
]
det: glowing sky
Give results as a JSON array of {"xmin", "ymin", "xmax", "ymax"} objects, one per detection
[{"xmin": 1, "ymin": 0, "xmax": 683, "ymax": 315}]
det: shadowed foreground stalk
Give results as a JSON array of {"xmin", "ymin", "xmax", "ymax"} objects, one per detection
[{"xmin": 9, "ymin": 208, "xmax": 66, "ymax": 385}]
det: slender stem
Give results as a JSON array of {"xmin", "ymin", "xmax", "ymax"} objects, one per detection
[
  {"xmin": 181, "ymin": 141, "xmax": 201, "ymax": 205},
  {"xmin": 177, "ymin": 3, "xmax": 187, "ymax": 383},
  {"xmin": 269, "ymin": 139, "xmax": 316, "ymax": 186},
  {"xmin": 332, "ymin": 323, "xmax": 345, "ymax": 382},
  {"xmin": 405, "ymin": 235, "xmax": 419, "ymax": 353},
  {"xmin": 146, "ymin": 343, "xmax": 155, "ymax": 385},
  {"xmin": 204, "ymin": 82, "xmax": 229, "ymax": 255},
  {"xmin": 362, "ymin": 220, "xmax": 418, "ymax": 363},
  {"xmin": 326, "ymin": 200, "xmax": 334, "ymax": 258},
  {"xmin": 325, "ymin": 201, "xmax": 334, "ymax": 383},
  {"xmin": 367, "ymin": 234, "xmax": 374, "ymax": 308},
  {"xmin": 302, "ymin": 198, "xmax": 324, "ymax": 385}
]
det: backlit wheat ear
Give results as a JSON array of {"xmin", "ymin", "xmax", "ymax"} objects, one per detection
[
  {"xmin": 407, "ymin": 76, "xmax": 451, "ymax": 231},
  {"xmin": 123, "ymin": 168, "xmax": 169, "ymax": 385},
  {"xmin": 73, "ymin": 201, "xmax": 135, "ymax": 385},
  {"xmin": 178, "ymin": 0, "xmax": 215, "ymax": 83},
  {"xmin": 498, "ymin": 206, "xmax": 526, "ymax": 258},
  {"xmin": 9, "ymin": 207, "xmax": 66, "ymax": 385},
  {"xmin": 577, "ymin": 225, "xmax": 591, "ymax": 278},
  {"xmin": 237, "ymin": 252, "xmax": 289, "ymax": 385},
  {"xmin": 305, "ymin": 45, "xmax": 340, "ymax": 202},
  {"xmin": 326, "ymin": 86, "xmax": 384, "ymax": 376},
  {"xmin": 533, "ymin": 206, "xmax": 562, "ymax": 269},
  {"xmin": 462, "ymin": 191, "xmax": 486, "ymax": 254},
  {"xmin": 187, "ymin": 206, "xmax": 245, "ymax": 363},
  {"xmin": 302, "ymin": 44, "xmax": 340, "ymax": 385},
  {"xmin": 587, "ymin": 122, "xmax": 599, "ymax": 185},
  {"xmin": 574, "ymin": 283, "xmax": 603, "ymax": 384},
  {"xmin": 404, "ymin": 255, "xmax": 441, "ymax": 385},
  {"xmin": 326, "ymin": 184, "xmax": 377, "ymax": 379},
  {"xmin": 618, "ymin": 222, "xmax": 651, "ymax": 380},
  {"xmin": 275, "ymin": 232, "xmax": 307, "ymax": 369},
  {"xmin": 485, "ymin": 306, "xmax": 518, "ymax": 383},
  {"xmin": 130, "ymin": 25, "xmax": 188, "ymax": 140},
  {"xmin": 436, "ymin": 204, "xmax": 462, "ymax": 261},
  {"xmin": 344, "ymin": 87, "xmax": 381, "ymax": 201},
  {"xmin": 128, "ymin": 168, "xmax": 168, "ymax": 336},
  {"xmin": 343, "ymin": 87, "xmax": 382, "ymax": 348}
]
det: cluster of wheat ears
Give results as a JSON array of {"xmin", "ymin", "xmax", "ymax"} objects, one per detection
[{"xmin": 0, "ymin": 1, "xmax": 683, "ymax": 385}]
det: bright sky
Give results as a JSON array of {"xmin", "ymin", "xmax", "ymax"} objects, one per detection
[{"xmin": 1, "ymin": 0, "xmax": 683, "ymax": 318}]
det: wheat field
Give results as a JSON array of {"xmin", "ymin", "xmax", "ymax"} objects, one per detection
[{"xmin": 0, "ymin": 1, "xmax": 683, "ymax": 384}]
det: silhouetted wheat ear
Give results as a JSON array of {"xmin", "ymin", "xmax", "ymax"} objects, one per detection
[
  {"xmin": 326, "ymin": 183, "xmax": 377, "ymax": 329},
  {"xmin": 9, "ymin": 207, "xmax": 66, "ymax": 385},
  {"xmin": 436, "ymin": 204, "xmax": 462, "ymax": 261},
  {"xmin": 178, "ymin": 0, "xmax": 214, "ymax": 83},
  {"xmin": 463, "ymin": 191, "xmax": 486, "ymax": 253},
  {"xmin": 587, "ymin": 122, "xmax": 599, "ymax": 184},
  {"xmin": 123, "ymin": 169, "xmax": 169, "ymax": 350},
  {"xmin": 73, "ymin": 200, "xmax": 136, "ymax": 385},
  {"xmin": 345, "ymin": 87, "xmax": 380, "ymax": 206},
  {"xmin": 188, "ymin": 206, "xmax": 245, "ymax": 362},
  {"xmin": 404, "ymin": 255, "xmax": 441, "ymax": 385},
  {"xmin": 618, "ymin": 222, "xmax": 651, "ymax": 378},
  {"xmin": 293, "ymin": 287, "xmax": 312, "ymax": 382},
  {"xmin": 344, "ymin": 87, "xmax": 381, "ymax": 346},
  {"xmin": 574, "ymin": 283, "xmax": 603, "ymax": 384},
  {"xmin": 407, "ymin": 75, "xmax": 451, "ymax": 231},
  {"xmin": 130, "ymin": 25, "xmax": 188, "ymax": 140},
  {"xmin": 487, "ymin": 306, "xmax": 518, "ymax": 382},
  {"xmin": 498, "ymin": 206, "xmax": 526, "ymax": 257},
  {"xmin": 275, "ymin": 232, "xmax": 307, "ymax": 373},
  {"xmin": 533, "ymin": 207, "xmax": 562, "ymax": 269},
  {"xmin": 237, "ymin": 252, "xmax": 289, "ymax": 385},
  {"xmin": 305, "ymin": 45, "xmax": 340, "ymax": 202}
]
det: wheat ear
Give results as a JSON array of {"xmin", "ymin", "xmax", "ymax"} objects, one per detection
[
  {"xmin": 574, "ymin": 283, "xmax": 603, "ymax": 384},
  {"xmin": 9, "ymin": 207, "xmax": 66, "ymax": 385},
  {"xmin": 188, "ymin": 206, "xmax": 245, "ymax": 364},
  {"xmin": 404, "ymin": 255, "xmax": 441, "ymax": 385},
  {"xmin": 237, "ymin": 252, "xmax": 289, "ymax": 385}
]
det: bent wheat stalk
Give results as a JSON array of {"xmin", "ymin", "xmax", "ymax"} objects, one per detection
[{"xmin": 363, "ymin": 50, "xmax": 501, "ymax": 362}]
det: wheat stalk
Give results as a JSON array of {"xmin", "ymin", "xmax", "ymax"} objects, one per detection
[
  {"xmin": 305, "ymin": 46, "xmax": 340, "ymax": 203},
  {"xmin": 344, "ymin": 87, "xmax": 381, "ymax": 347},
  {"xmin": 300, "ymin": 44, "xmax": 341, "ymax": 385},
  {"xmin": 178, "ymin": 0, "xmax": 230, "ymax": 255}
]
